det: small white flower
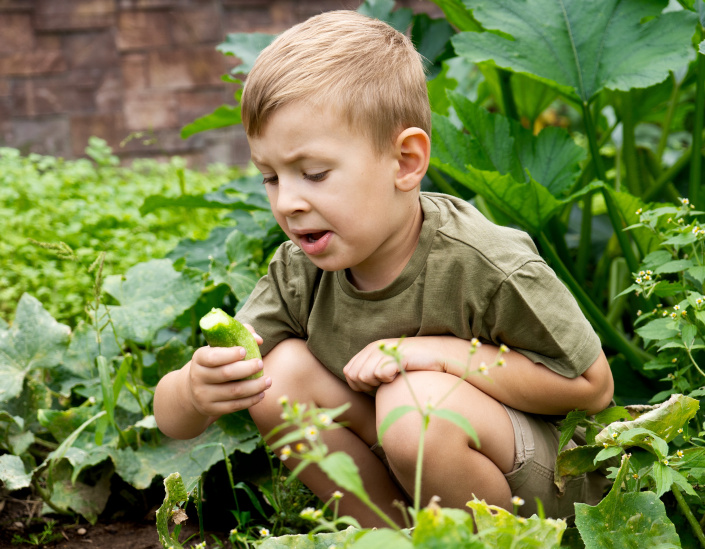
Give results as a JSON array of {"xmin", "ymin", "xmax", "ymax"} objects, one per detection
[
  {"xmin": 259, "ymin": 528, "xmax": 270, "ymax": 537},
  {"xmin": 677, "ymin": 450, "xmax": 684, "ymax": 458},
  {"xmin": 279, "ymin": 445, "xmax": 292, "ymax": 461},
  {"xmin": 332, "ymin": 491, "xmax": 344, "ymax": 499},
  {"xmin": 511, "ymin": 496, "xmax": 525, "ymax": 507},
  {"xmin": 317, "ymin": 413, "xmax": 332, "ymax": 426},
  {"xmin": 478, "ymin": 362, "xmax": 489, "ymax": 375},
  {"xmin": 499, "ymin": 344, "xmax": 509, "ymax": 354},
  {"xmin": 278, "ymin": 395, "xmax": 289, "ymax": 406},
  {"xmin": 296, "ymin": 442, "xmax": 307, "ymax": 452},
  {"xmin": 304, "ymin": 425, "xmax": 319, "ymax": 441},
  {"xmin": 230, "ymin": 528, "xmax": 238, "ymax": 536}
]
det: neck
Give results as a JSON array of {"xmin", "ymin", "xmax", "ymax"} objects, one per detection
[{"xmin": 347, "ymin": 198, "xmax": 424, "ymax": 291}]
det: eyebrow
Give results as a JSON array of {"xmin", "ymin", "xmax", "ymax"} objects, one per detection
[{"xmin": 251, "ymin": 149, "xmax": 330, "ymax": 166}]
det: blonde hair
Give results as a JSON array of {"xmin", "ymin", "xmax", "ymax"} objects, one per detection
[{"xmin": 241, "ymin": 10, "xmax": 430, "ymax": 155}]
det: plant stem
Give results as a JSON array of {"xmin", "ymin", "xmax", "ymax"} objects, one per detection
[
  {"xmin": 620, "ymin": 91, "xmax": 643, "ymax": 196},
  {"xmin": 691, "ymin": 32, "xmax": 705, "ymax": 209},
  {"xmin": 537, "ymin": 231, "xmax": 652, "ymax": 370},
  {"xmin": 413, "ymin": 415, "xmax": 429, "ymax": 518},
  {"xmin": 672, "ymin": 484, "xmax": 705, "ymax": 548},
  {"xmin": 656, "ymin": 73, "xmax": 682, "ymax": 161},
  {"xmin": 498, "ymin": 69, "xmax": 519, "ymax": 120},
  {"xmin": 576, "ymin": 195, "xmax": 593, "ymax": 284},
  {"xmin": 601, "ymin": 187, "xmax": 641, "ymax": 275},
  {"xmin": 582, "ymin": 101, "xmax": 607, "ymax": 181},
  {"xmin": 686, "ymin": 347, "xmax": 705, "ymax": 379}
]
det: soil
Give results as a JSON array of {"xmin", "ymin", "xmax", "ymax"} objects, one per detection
[{"xmin": 0, "ymin": 491, "xmax": 228, "ymax": 549}]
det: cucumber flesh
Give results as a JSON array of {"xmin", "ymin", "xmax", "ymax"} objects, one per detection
[{"xmin": 199, "ymin": 308, "xmax": 262, "ymax": 379}]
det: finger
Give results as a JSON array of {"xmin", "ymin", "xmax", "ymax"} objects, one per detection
[
  {"xmin": 198, "ymin": 391, "xmax": 269, "ymax": 417},
  {"xmin": 207, "ymin": 375, "xmax": 272, "ymax": 403},
  {"xmin": 191, "ymin": 375, "xmax": 271, "ymax": 413},
  {"xmin": 193, "ymin": 345, "xmax": 246, "ymax": 368},
  {"xmin": 242, "ymin": 323, "xmax": 264, "ymax": 345},
  {"xmin": 193, "ymin": 358, "xmax": 264, "ymax": 384}
]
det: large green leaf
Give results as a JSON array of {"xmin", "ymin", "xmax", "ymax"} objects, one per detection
[
  {"xmin": 594, "ymin": 393, "xmax": 699, "ymax": 445},
  {"xmin": 452, "ymin": 0, "xmax": 697, "ymax": 103},
  {"xmin": 511, "ymin": 123, "xmax": 586, "ymax": 197},
  {"xmin": 110, "ymin": 419, "xmax": 259, "ymax": 489},
  {"xmin": 103, "ymin": 259, "xmax": 205, "ymax": 344},
  {"xmin": 430, "ymin": 95, "xmax": 591, "ymax": 231},
  {"xmin": 260, "ymin": 526, "xmax": 363, "ymax": 549},
  {"xmin": 180, "ymin": 104, "xmax": 242, "ymax": 139},
  {"xmin": 0, "ymin": 454, "xmax": 32, "ymax": 491},
  {"xmin": 217, "ymin": 32, "xmax": 276, "ymax": 75},
  {"xmin": 469, "ymin": 499, "xmax": 566, "ymax": 547},
  {"xmin": 46, "ymin": 459, "xmax": 112, "ymax": 525},
  {"xmin": 0, "ymin": 294, "xmax": 70, "ymax": 402},
  {"xmin": 411, "ymin": 506, "xmax": 485, "ymax": 548},
  {"xmin": 575, "ymin": 454, "xmax": 681, "ymax": 548}
]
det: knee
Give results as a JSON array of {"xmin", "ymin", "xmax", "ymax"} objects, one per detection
[{"xmin": 249, "ymin": 338, "xmax": 315, "ymax": 429}]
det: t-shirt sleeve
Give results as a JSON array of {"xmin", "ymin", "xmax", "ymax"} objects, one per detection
[
  {"xmin": 480, "ymin": 260, "xmax": 602, "ymax": 378},
  {"xmin": 235, "ymin": 243, "xmax": 313, "ymax": 357}
]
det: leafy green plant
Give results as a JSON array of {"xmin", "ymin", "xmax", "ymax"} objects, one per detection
[
  {"xmin": 618, "ymin": 199, "xmax": 705, "ymax": 404},
  {"xmin": 11, "ymin": 518, "xmax": 64, "ymax": 546},
  {"xmin": 0, "ymin": 138, "xmax": 240, "ymax": 325},
  {"xmin": 557, "ymin": 393, "xmax": 703, "ymax": 547}
]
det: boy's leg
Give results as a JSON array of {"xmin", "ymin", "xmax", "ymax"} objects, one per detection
[
  {"xmin": 248, "ymin": 338, "xmax": 408, "ymax": 527},
  {"xmin": 375, "ymin": 370, "xmax": 516, "ymax": 510}
]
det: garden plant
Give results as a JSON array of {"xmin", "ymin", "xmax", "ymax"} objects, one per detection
[{"xmin": 1, "ymin": 0, "xmax": 705, "ymax": 547}]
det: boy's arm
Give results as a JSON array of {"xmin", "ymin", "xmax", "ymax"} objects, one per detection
[
  {"xmin": 154, "ymin": 346, "xmax": 270, "ymax": 440},
  {"xmin": 343, "ymin": 336, "xmax": 613, "ymax": 415}
]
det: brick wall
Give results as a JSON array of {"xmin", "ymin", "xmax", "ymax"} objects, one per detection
[{"xmin": 0, "ymin": 0, "xmax": 441, "ymax": 167}]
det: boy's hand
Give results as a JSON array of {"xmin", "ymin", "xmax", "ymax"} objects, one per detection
[
  {"xmin": 187, "ymin": 326, "xmax": 271, "ymax": 417},
  {"xmin": 343, "ymin": 337, "xmax": 445, "ymax": 392}
]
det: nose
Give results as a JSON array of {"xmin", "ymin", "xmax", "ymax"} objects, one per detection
[{"xmin": 272, "ymin": 178, "xmax": 309, "ymax": 218}]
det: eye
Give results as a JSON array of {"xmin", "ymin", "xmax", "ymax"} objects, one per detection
[
  {"xmin": 303, "ymin": 171, "xmax": 329, "ymax": 182},
  {"xmin": 262, "ymin": 175, "xmax": 278, "ymax": 185}
]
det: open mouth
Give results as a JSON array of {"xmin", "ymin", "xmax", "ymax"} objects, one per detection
[
  {"xmin": 306, "ymin": 231, "xmax": 328, "ymax": 242},
  {"xmin": 297, "ymin": 230, "xmax": 332, "ymax": 255}
]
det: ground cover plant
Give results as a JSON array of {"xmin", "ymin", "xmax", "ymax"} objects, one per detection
[
  {"xmin": 0, "ymin": 137, "xmax": 240, "ymax": 326},
  {"xmin": 2, "ymin": 0, "xmax": 705, "ymax": 546}
]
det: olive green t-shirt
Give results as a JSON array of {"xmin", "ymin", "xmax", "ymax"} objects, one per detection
[{"xmin": 236, "ymin": 193, "xmax": 601, "ymax": 381}]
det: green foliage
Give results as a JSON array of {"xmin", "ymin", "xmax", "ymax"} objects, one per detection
[{"xmin": 0, "ymin": 138, "xmax": 240, "ymax": 326}]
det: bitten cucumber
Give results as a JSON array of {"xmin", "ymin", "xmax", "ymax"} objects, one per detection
[{"xmin": 199, "ymin": 308, "xmax": 262, "ymax": 380}]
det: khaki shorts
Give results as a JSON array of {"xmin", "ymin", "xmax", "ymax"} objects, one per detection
[{"xmin": 371, "ymin": 404, "xmax": 610, "ymax": 521}]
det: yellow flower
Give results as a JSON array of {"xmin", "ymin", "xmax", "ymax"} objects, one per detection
[
  {"xmin": 632, "ymin": 473, "xmax": 639, "ymax": 479},
  {"xmin": 663, "ymin": 459, "xmax": 669, "ymax": 466},
  {"xmin": 499, "ymin": 344, "xmax": 509, "ymax": 354},
  {"xmin": 259, "ymin": 528, "xmax": 270, "ymax": 537},
  {"xmin": 677, "ymin": 450, "xmax": 684, "ymax": 458},
  {"xmin": 478, "ymin": 362, "xmax": 489, "ymax": 375},
  {"xmin": 678, "ymin": 428, "xmax": 684, "ymax": 434},
  {"xmin": 279, "ymin": 445, "xmax": 292, "ymax": 461},
  {"xmin": 296, "ymin": 442, "xmax": 307, "ymax": 452}
]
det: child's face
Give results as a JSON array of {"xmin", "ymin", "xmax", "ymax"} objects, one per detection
[{"xmin": 248, "ymin": 101, "xmax": 419, "ymax": 287}]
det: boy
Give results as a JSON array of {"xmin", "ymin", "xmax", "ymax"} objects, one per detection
[{"xmin": 154, "ymin": 10, "xmax": 614, "ymax": 527}]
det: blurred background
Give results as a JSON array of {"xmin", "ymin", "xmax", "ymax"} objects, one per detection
[{"xmin": 0, "ymin": 0, "xmax": 441, "ymax": 167}]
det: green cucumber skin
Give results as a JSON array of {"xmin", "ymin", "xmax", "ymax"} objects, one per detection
[{"xmin": 199, "ymin": 308, "xmax": 262, "ymax": 380}]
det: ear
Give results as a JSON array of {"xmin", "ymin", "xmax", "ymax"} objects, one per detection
[{"xmin": 393, "ymin": 127, "xmax": 431, "ymax": 192}]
